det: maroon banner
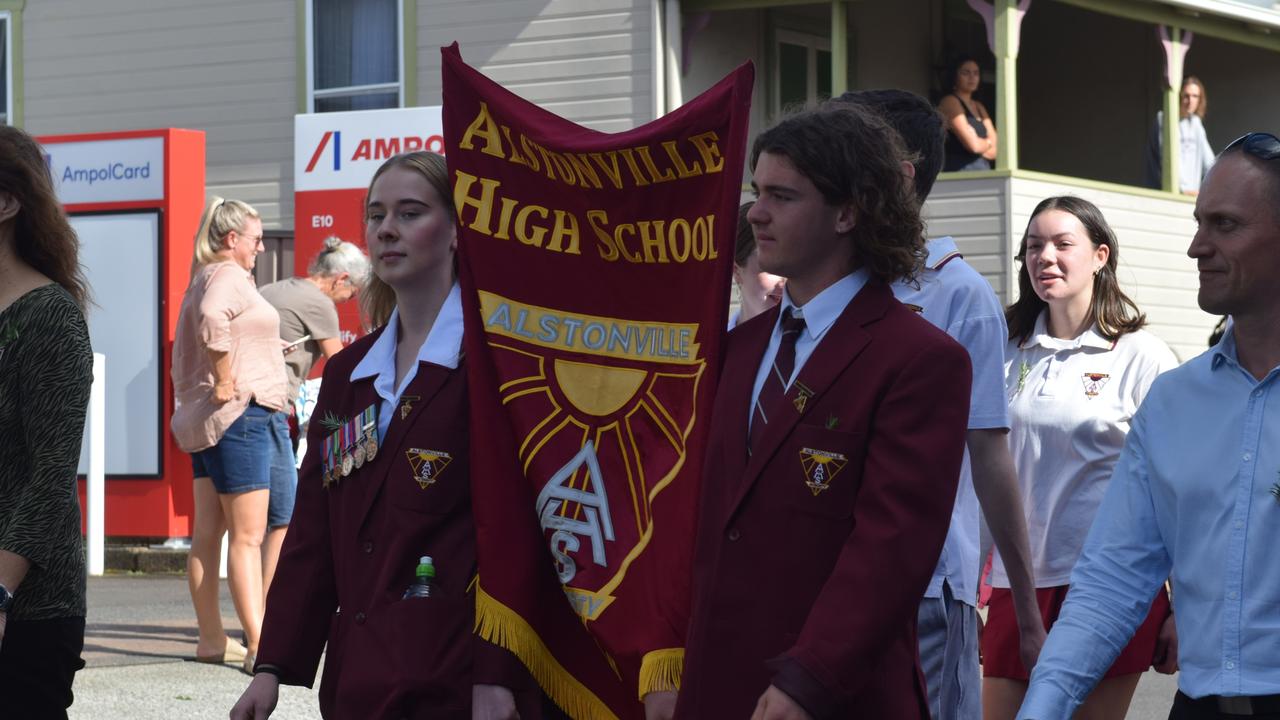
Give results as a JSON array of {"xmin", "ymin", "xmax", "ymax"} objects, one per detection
[{"xmin": 443, "ymin": 45, "xmax": 753, "ymax": 718}]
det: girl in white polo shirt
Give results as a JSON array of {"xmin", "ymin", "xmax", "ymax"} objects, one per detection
[{"xmin": 983, "ymin": 196, "xmax": 1179, "ymax": 720}]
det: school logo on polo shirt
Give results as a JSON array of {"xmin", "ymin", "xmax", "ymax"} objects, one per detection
[
  {"xmin": 799, "ymin": 447, "xmax": 848, "ymax": 496},
  {"xmin": 406, "ymin": 448, "xmax": 452, "ymax": 489},
  {"xmin": 1081, "ymin": 372, "xmax": 1110, "ymax": 398}
]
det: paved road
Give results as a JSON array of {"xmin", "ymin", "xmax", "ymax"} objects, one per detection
[{"xmin": 71, "ymin": 575, "xmax": 1177, "ymax": 719}]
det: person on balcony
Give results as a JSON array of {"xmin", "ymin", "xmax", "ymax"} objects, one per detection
[
  {"xmin": 1145, "ymin": 76, "xmax": 1216, "ymax": 196},
  {"xmin": 939, "ymin": 56, "xmax": 998, "ymax": 172}
]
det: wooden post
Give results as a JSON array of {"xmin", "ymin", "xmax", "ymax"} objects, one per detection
[
  {"xmin": 993, "ymin": 0, "xmax": 1025, "ymax": 171},
  {"xmin": 831, "ymin": 1, "xmax": 848, "ymax": 96}
]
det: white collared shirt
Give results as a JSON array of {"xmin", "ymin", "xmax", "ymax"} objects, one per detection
[
  {"xmin": 350, "ymin": 283, "xmax": 463, "ymax": 442},
  {"xmin": 893, "ymin": 237, "xmax": 1010, "ymax": 604},
  {"xmin": 992, "ymin": 310, "xmax": 1178, "ymax": 587},
  {"xmin": 748, "ymin": 269, "xmax": 870, "ymax": 429}
]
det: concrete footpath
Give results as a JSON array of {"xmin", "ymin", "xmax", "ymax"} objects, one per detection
[
  {"xmin": 71, "ymin": 575, "xmax": 321, "ymax": 720},
  {"xmin": 71, "ymin": 575, "xmax": 1178, "ymax": 719}
]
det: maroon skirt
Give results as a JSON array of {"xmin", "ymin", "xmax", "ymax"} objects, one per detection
[{"xmin": 982, "ymin": 584, "xmax": 1171, "ymax": 680}]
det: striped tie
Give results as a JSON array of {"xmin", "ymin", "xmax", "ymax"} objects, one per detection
[{"xmin": 750, "ymin": 307, "xmax": 806, "ymax": 453}]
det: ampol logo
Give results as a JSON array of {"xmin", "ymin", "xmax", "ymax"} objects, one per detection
[
  {"xmin": 305, "ymin": 131, "xmax": 342, "ymax": 173},
  {"xmin": 303, "ymin": 130, "xmax": 445, "ymax": 173}
]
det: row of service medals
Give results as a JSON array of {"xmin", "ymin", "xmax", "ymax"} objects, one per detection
[{"xmin": 322, "ymin": 405, "xmax": 378, "ymax": 489}]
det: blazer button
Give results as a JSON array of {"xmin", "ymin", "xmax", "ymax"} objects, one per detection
[
  {"xmin": 362, "ymin": 540, "xmax": 373, "ymax": 554},
  {"xmin": 727, "ymin": 528, "xmax": 741, "ymax": 541},
  {"xmin": 354, "ymin": 612, "xmax": 366, "ymax": 625}
]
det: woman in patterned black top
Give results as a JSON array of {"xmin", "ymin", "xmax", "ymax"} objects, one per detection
[{"xmin": 0, "ymin": 125, "xmax": 94, "ymax": 718}]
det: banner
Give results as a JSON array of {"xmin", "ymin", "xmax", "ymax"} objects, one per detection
[{"xmin": 442, "ymin": 45, "xmax": 754, "ymax": 718}]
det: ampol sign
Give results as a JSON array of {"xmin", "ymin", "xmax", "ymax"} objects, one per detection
[{"xmin": 294, "ymin": 106, "xmax": 443, "ymax": 339}]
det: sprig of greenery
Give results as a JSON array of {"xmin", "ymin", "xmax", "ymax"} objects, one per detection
[
  {"xmin": 1014, "ymin": 360, "xmax": 1031, "ymax": 396},
  {"xmin": 318, "ymin": 411, "xmax": 348, "ymax": 432}
]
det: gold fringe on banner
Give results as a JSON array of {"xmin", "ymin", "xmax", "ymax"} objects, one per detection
[
  {"xmin": 637, "ymin": 648, "xmax": 684, "ymax": 700},
  {"xmin": 475, "ymin": 584, "xmax": 619, "ymax": 720}
]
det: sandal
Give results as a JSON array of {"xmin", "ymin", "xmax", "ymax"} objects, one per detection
[{"xmin": 194, "ymin": 637, "xmax": 248, "ymax": 664}]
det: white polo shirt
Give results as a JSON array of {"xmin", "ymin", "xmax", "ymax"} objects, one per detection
[
  {"xmin": 350, "ymin": 282, "xmax": 463, "ymax": 442},
  {"xmin": 893, "ymin": 237, "xmax": 1010, "ymax": 605},
  {"xmin": 991, "ymin": 311, "xmax": 1178, "ymax": 587}
]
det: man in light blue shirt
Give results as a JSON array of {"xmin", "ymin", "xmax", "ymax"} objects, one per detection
[{"xmin": 1020, "ymin": 134, "xmax": 1280, "ymax": 719}]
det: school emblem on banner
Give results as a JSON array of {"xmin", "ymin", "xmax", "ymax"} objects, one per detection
[
  {"xmin": 405, "ymin": 448, "xmax": 451, "ymax": 489},
  {"xmin": 799, "ymin": 447, "xmax": 848, "ymax": 496},
  {"xmin": 1081, "ymin": 372, "xmax": 1110, "ymax": 398}
]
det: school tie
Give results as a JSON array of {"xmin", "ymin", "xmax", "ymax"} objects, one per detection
[{"xmin": 749, "ymin": 307, "xmax": 806, "ymax": 453}]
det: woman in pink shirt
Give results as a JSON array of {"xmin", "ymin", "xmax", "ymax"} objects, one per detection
[{"xmin": 171, "ymin": 198, "xmax": 292, "ymax": 673}]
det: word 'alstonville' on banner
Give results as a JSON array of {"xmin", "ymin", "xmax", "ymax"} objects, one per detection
[{"xmin": 443, "ymin": 44, "xmax": 754, "ymax": 719}]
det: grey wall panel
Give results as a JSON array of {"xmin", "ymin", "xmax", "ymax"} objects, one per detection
[
  {"xmin": 23, "ymin": 0, "xmax": 298, "ymax": 230},
  {"xmin": 418, "ymin": 0, "xmax": 653, "ymax": 132}
]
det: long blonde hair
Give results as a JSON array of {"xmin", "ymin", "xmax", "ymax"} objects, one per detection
[
  {"xmin": 360, "ymin": 152, "xmax": 454, "ymax": 328},
  {"xmin": 191, "ymin": 196, "xmax": 260, "ymax": 275}
]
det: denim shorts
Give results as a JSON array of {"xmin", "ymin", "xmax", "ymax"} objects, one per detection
[{"xmin": 191, "ymin": 402, "xmax": 297, "ymax": 527}]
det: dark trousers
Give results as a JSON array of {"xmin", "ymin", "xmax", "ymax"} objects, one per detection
[
  {"xmin": 0, "ymin": 616, "xmax": 86, "ymax": 720},
  {"xmin": 1170, "ymin": 691, "xmax": 1280, "ymax": 720}
]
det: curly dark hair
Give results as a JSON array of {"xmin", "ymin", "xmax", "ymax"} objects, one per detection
[
  {"xmin": 750, "ymin": 103, "xmax": 926, "ymax": 285},
  {"xmin": 1007, "ymin": 196, "xmax": 1146, "ymax": 345},
  {"xmin": 0, "ymin": 126, "xmax": 90, "ymax": 310}
]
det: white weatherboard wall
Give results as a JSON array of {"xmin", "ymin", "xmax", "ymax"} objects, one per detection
[
  {"xmin": 419, "ymin": 0, "xmax": 656, "ymax": 134},
  {"xmin": 923, "ymin": 176, "xmax": 1011, "ymax": 303}
]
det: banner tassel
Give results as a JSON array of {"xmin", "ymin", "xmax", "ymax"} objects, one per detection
[
  {"xmin": 637, "ymin": 648, "xmax": 684, "ymax": 700},
  {"xmin": 475, "ymin": 584, "xmax": 620, "ymax": 720}
]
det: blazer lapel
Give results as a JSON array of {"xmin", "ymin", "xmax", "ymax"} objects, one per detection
[
  {"xmin": 354, "ymin": 362, "xmax": 453, "ymax": 527},
  {"xmin": 728, "ymin": 281, "xmax": 892, "ymax": 520}
]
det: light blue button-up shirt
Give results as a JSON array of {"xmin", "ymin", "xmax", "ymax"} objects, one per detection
[
  {"xmin": 1020, "ymin": 329, "xmax": 1280, "ymax": 718},
  {"xmin": 748, "ymin": 268, "xmax": 870, "ymax": 428},
  {"xmin": 349, "ymin": 283, "xmax": 463, "ymax": 442}
]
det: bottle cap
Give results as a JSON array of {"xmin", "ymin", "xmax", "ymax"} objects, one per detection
[{"xmin": 420, "ymin": 556, "xmax": 432, "ymax": 565}]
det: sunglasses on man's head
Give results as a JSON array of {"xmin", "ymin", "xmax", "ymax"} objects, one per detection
[{"xmin": 1224, "ymin": 132, "xmax": 1280, "ymax": 161}]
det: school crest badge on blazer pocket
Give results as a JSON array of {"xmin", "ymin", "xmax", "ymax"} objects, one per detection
[
  {"xmin": 405, "ymin": 448, "xmax": 452, "ymax": 489},
  {"xmin": 799, "ymin": 447, "xmax": 848, "ymax": 496}
]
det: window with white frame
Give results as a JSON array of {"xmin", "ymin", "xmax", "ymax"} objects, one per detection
[
  {"xmin": 307, "ymin": 0, "xmax": 402, "ymax": 113},
  {"xmin": 1, "ymin": 13, "xmax": 10, "ymax": 125},
  {"xmin": 774, "ymin": 29, "xmax": 831, "ymax": 116}
]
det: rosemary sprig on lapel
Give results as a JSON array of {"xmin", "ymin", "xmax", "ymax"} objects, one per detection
[
  {"xmin": 1014, "ymin": 360, "xmax": 1031, "ymax": 396},
  {"xmin": 825, "ymin": 415, "xmax": 840, "ymax": 430},
  {"xmin": 318, "ymin": 412, "xmax": 349, "ymax": 432}
]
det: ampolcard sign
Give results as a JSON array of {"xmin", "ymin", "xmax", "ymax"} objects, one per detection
[
  {"xmin": 294, "ymin": 106, "xmax": 443, "ymax": 336},
  {"xmin": 44, "ymin": 136, "xmax": 166, "ymax": 205}
]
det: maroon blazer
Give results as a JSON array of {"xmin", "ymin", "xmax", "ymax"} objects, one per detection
[
  {"xmin": 257, "ymin": 328, "xmax": 535, "ymax": 719},
  {"xmin": 676, "ymin": 280, "xmax": 971, "ymax": 719}
]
